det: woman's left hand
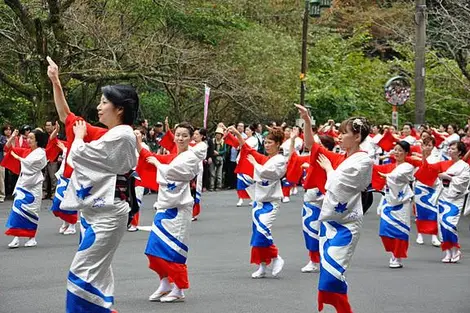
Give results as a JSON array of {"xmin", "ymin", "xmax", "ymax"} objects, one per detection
[
  {"xmin": 247, "ymin": 154, "xmax": 257, "ymax": 166},
  {"xmin": 146, "ymin": 156, "xmax": 160, "ymax": 167},
  {"xmin": 73, "ymin": 120, "xmax": 87, "ymax": 139},
  {"xmin": 11, "ymin": 151, "xmax": 20, "ymax": 160},
  {"xmin": 317, "ymin": 154, "xmax": 333, "ymax": 173},
  {"xmin": 378, "ymin": 172, "xmax": 388, "ymax": 179}
]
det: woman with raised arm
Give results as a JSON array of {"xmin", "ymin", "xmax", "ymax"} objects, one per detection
[
  {"xmin": 4, "ymin": 128, "xmax": 47, "ymax": 248},
  {"xmin": 376, "ymin": 141, "xmax": 414, "ymax": 269},
  {"xmin": 415, "ymin": 141, "xmax": 470, "ymax": 263},
  {"xmin": 47, "ymin": 57, "xmax": 139, "ymax": 313},
  {"xmin": 137, "ymin": 122, "xmax": 207, "ymax": 303},
  {"xmin": 228, "ymin": 125, "xmax": 286, "ymax": 279},
  {"xmin": 296, "ymin": 104, "xmax": 373, "ymax": 313}
]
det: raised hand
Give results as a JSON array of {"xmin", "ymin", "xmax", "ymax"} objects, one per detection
[
  {"xmin": 294, "ymin": 103, "xmax": 310, "ymax": 121},
  {"xmin": 46, "ymin": 56, "xmax": 60, "ymax": 85},
  {"xmin": 57, "ymin": 140, "xmax": 66, "ymax": 152},
  {"xmin": 50, "ymin": 121, "xmax": 60, "ymax": 140},
  {"xmin": 73, "ymin": 120, "xmax": 87, "ymax": 140},
  {"xmin": 291, "ymin": 127, "xmax": 299, "ymax": 140},
  {"xmin": 317, "ymin": 153, "xmax": 333, "ymax": 173},
  {"xmin": 146, "ymin": 156, "xmax": 160, "ymax": 167}
]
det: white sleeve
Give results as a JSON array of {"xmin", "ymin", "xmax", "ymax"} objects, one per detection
[
  {"xmin": 70, "ymin": 131, "xmax": 137, "ymax": 174},
  {"xmin": 159, "ymin": 150, "xmax": 203, "ymax": 182},
  {"xmin": 20, "ymin": 150, "xmax": 46, "ymax": 175},
  {"xmin": 254, "ymin": 155, "xmax": 286, "ymax": 181}
]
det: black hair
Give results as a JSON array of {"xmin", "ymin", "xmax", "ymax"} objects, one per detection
[
  {"xmin": 447, "ymin": 124, "xmax": 458, "ymax": 133},
  {"xmin": 175, "ymin": 122, "xmax": 195, "ymax": 137},
  {"xmin": 101, "ymin": 85, "xmax": 139, "ymax": 126},
  {"xmin": 396, "ymin": 140, "xmax": 411, "ymax": 154},
  {"xmin": 319, "ymin": 135, "xmax": 335, "ymax": 151},
  {"xmin": 249, "ymin": 123, "xmax": 257, "ymax": 132},
  {"xmin": 452, "ymin": 141, "xmax": 466, "ymax": 157},
  {"xmin": 339, "ymin": 117, "xmax": 371, "ymax": 143},
  {"xmin": 2, "ymin": 124, "xmax": 12, "ymax": 134},
  {"xmin": 198, "ymin": 128, "xmax": 208, "ymax": 140},
  {"xmin": 20, "ymin": 125, "xmax": 32, "ymax": 135},
  {"xmin": 403, "ymin": 122, "xmax": 414, "ymax": 129},
  {"xmin": 31, "ymin": 129, "xmax": 48, "ymax": 148}
]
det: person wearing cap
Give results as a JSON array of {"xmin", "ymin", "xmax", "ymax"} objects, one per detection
[
  {"xmin": 154, "ymin": 122, "xmax": 165, "ymax": 151},
  {"xmin": 209, "ymin": 127, "xmax": 226, "ymax": 191}
]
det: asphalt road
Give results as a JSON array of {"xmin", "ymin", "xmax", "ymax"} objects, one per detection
[{"xmin": 0, "ymin": 190, "xmax": 469, "ymax": 313}]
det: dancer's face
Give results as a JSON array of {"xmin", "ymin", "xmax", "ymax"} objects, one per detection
[
  {"xmin": 97, "ymin": 95, "xmax": 122, "ymax": 127},
  {"xmin": 393, "ymin": 144, "xmax": 406, "ymax": 162},
  {"xmin": 264, "ymin": 138, "xmax": 279, "ymax": 156},
  {"xmin": 174, "ymin": 127, "xmax": 191, "ymax": 149},
  {"xmin": 448, "ymin": 143, "xmax": 460, "ymax": 160},
  {"xmin": 27, "ymin": 132, "xmax": 38, "ymax": 149},
  {"xmin": 193, "ymin": 130, "xmax": 202, "ymax": 143},
  {"xmin": 338, "ymin": 125, "xmax": 360, "ymax": 151}
]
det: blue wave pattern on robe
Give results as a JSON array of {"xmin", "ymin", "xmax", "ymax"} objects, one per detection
[
  {"xmin": 302, "ymin": 201, "xmax": 320, "ymax": 252},
  {"xmin": 51, "ymin": 176, "xmax": 77, "ymax": 216},
  {"xmin": 379, "ymin": 199, "xmax": 410, "ymax": 241},
  {"xmin": 318, "ymin": 221, "xmax": 352, "ymax": 294},
  {"xmin": 251, "ymin": 202, "xmax": 275, "ymax": 247},
  {"xmin": 438, "ymin": 199, "xmax": 459, "ymax": 244},
  {"xmin": 414, "ymin": 183, "xmax": 438, "ymax": 222},
  {"xmin": 6, "ymin": 187, "xmax": 37, "ymax": 231},
  {"xmin": 237, "ymin": 173, "xmax": 253, "ymax": 191},
  {"xmin": 145, "ymin": 208, "xmax": 189, "ymax": 264}
]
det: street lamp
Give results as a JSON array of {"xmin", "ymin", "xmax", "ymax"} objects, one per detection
[{"xmin": 300, "ymin": 0, "xmax": 331, "ymax": 109}]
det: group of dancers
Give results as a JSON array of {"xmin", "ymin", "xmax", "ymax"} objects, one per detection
[{"xmin": 1, "ymin": 57, "xmax": 469, "ymax": 313}]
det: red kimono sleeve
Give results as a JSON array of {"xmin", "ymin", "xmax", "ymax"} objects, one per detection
[
  {"xmin": 160, "ymin": 130, "xmax": 177, "ymax": 154},
  {"xmin": 303, "ymin": 143, "xmax": 344, "ymax": 193},
  {"xmin": 45, "ymin": 137, "xmax": 65, "ymax": 162},
  {"xmin": 135, "ymin": 149, "xmax": 177, "ymax": 191},
  {"xmin": 63, "ymin": 113, "xmax": 108, "ymax": 178},
  {"xmin": 286, "ymin": 153, "xmax": 309, "ymax": 184},
  {"xmin": 372, "ymin": 163, "xmax": 396, "ymax": 191},
  {"xmin": 224, "ymin": 133, "xmax": 239, "ymax": 148},
  {"xmin": 235, "ymin": 143, "xmax": 269, "ymax": 177},
  {"xmin": 414, "ymin": 159, "xmax": 449, "ymax": 187},
  {"xmin": 431, "ymin": 130, "xmax": 446, "ymax": 148},
  {"xmin": 0, "ymin": 147, "xmax": 31, "ymax": 175},
  {"xmin": 378, "ymin": 131, "xmax": 397, "ymax": 152}
]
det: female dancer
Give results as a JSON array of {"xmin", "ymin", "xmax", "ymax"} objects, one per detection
[
  {"xmin": 416, "ymin": 141, "xmax": 470, "ymax": 263},
  {"xmin": 47, "ymin": 57, "xmax": 138, "ymax": 313},
  {"xmin": 191, "ymin": 128, "xmax": 207, "ymax": 221},
  {"xmin": 138, "ymin": 122, "xmax": 207, "ymax": 303},
  {"xmin": 228, "ymin": 125, "xmax": 286, "ymax": 279},
  {"xmin": 4, "ymin": 128, "xmax": 47, "ymax": 248},
  {"xmin": 296, "ymin": 104, "xmax": 373, "ymax": 313},
  {"xmin": 414, "ymin": 136, "xmax": 441, "ymax": 247},
  {"xmin": 236, "ymin": 125, "xmax": 257, "ymax": 207},
  {"xmin": 376, "ymin": 141, "xmax": 414, "ymax": 268}
]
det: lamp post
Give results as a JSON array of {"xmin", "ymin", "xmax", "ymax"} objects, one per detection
[{"xmin": 299, "ymin": 0, "xmax": 331, "ymax": 110}]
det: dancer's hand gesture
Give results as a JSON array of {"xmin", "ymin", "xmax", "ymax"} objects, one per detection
[
  {"xmin": 317, "ymin": 154, "xmax": 333, "ymax": 174},
  {"xmin": 46, "ymin": 56, "xmax": 60, "ymax": 85},
  {"xmin": 73, "ymin": 120, "xmax": 87, "ymax": 140},
  {"xmin": 294, "ymin": 104, "xmax": 310, "ymax": 121}
]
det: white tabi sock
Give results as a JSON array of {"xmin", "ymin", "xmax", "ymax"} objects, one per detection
[{"xmin": 157, "ymin": 277, "xmax": 172, "ymax": 293}]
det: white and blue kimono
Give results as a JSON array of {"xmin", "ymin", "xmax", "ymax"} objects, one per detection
[
  {"xmin": 62, "ymin": 125, "xmax": 137, "ymax": 313},
  {"xmin": 317, "ymin": 151, "xmax": 372, "ymax": 313},
  {"xmin": 145, "ymin": 143, "xmax": 206, "ymax": 266},
  {"xmin": 436, "ymin": 160, "xmax": 470, "ymax": 251},
  {"xmin": 249, "ymin": 154, "xmax": 286, "ymax": 263},
  {"xmin": 378, "ymin": 163, "xmax": 414, "ymax": 257},
  {"xmin": 5, "ymin": 148, "xmax": 46, "ymax": 238}
]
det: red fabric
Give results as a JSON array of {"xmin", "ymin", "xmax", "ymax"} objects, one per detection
[
  {"xmin": 282, "ymin": 186, "xmax": 291, "ymax": 197},
  {"xmin": 286, "ymin": 153, "xmax": 309, "ymax": 184},
  {"xmin": 63, "ymin": 113, "xmax": 107, "ymax": 178},
  {"xmin": 380, "ymin": 236, "xmax": 409, "ymax": 258},
  {"xmin": 0, "ymin": 147, "xmax": 31, "ymax": 175},
  {"xmin": 224, "ymin": 132, "xmax": 239, "ymax": 148},
  {"xmin": 5, "ymin": 228, "xmax": 36, "ymax": 238},
  {"xmin": 250, "ymin": 245, "xmax": 278, "ymax": 265},
  {"xmin": 309, "ymin": 251, "xmax": 320, "ymax": 263},
  {"xmin": 52, "ymin": 211, "xmax": 78, "ymax": 224},
  {"xmin": 135, "ymin": 149, "xmax": 177, "ymax": 191},
  {"xmin": 45, "ymin": 138, "xmax": 66, "ymax": 162},
  {"xmin": 130, "ymin": 212, "xmax": 140, "ymax": 227},
  {"xmin": 411, "ymin": 128, "xmax": 419, "ymax": 139},
  {"xmin": 410, "ymin": 145, "xmax": 421, "ymax": 155},
  {"xmin": 378, "ymin": 131, "xmax": 397, "ymax": 152},
  {"xmin": 318, "ymin": 290, "xmax": 353, "ymax": 313},
  {"xmin": 414, "ymin": 160, "xmax": 453, "ymax": 187},
  {"xmin": 235, "ymin": 144, "xmax": 269, "ymax": 176},
  {"xmin": 14, "ymin": 136, "xmax": 30, "ymax": 149},
  {"xmin": 303, "ymin": 143, "xmax": 344, "ymax": 193},
  {"xmin": 371, "ymin": 163, "xmax": 396, "ymax": 191},
  {"xmin": 431, "ymin": 130, "xmax": 446, "ymax": 147},
  {"xmin": 192, "ymin": 203, "xmax": 200, "ymax": 219},
  {"xmin": 147, "ymin": 255, "xmax": 189, "ymax": 289},
  {"xmin": 237, "ymin": 189, "xmax": 250, "ymax": 199},
  {"xmin": 441, "ymin": 241, "xmax": 460, "ymax": 251},
  {"xmin": 159, "ymin": 130, "xmax": 177, "ymax": 154},
  {"xmin": 405, "ymin": 156, "xmax": 421, "ymax": 167},
  {"xmin": 416, "ymin": 220, "xmax": 438, "ymax": 235}
]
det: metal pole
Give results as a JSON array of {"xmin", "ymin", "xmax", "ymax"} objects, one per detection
[
  {"xmin": 300, "ymin": 0, "xmax": 309, "ymax": 106},
  {"xmin": 414, "ymin": 0, "xmax": 426, "ymax": 125}
]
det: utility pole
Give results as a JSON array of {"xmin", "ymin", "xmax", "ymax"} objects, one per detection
[
  {"xmin": 414, "ymin": 0, "xmax": 426, "ymax": 125},
  {"xmin": 300, "ymin": 0, "xmax": 309, "ymax": 107}
]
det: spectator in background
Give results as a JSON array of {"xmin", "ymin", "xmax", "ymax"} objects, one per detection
[
  {"xmin": 461, "ymin": 125, "xmax": 470, "ymax": 151},
  {"xmin": 43, "ymin": 121, "xmax": 60, "ymax": 200},
  {"xmin": 199, "ymin": 128, "xmax": 213, "ymax": 191},
  {"xmin": 139, "ymin": 119, "xmax": 149, "ymax": 131},
  {"xmin": 147, "ymin": 127, "xmax": 159, "ymax": 153},
  {"xmin": 226, "ymin": 122, "xmax": 245, "ymax": 189},
  {"xmin": 154, "ymin": 121, "xmax": 165, "ymax": 150},
  {"xmin": 16, "ymin": 125, "xmax": 31, "ymax": 149},
  {"xmin": 210, "ymin": 127, "xmax": 226, "ymax": 191},
  {"xmin": 0, "ymin": 124, "xmax": 12, "ymax": 203}
]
